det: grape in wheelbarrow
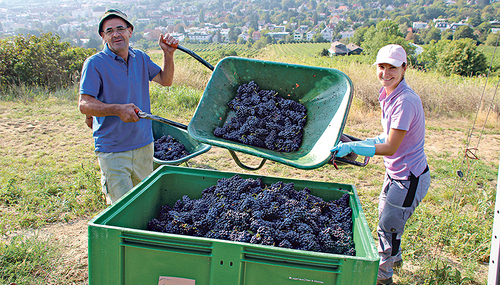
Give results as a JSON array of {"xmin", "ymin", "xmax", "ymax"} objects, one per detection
[
  {"xmin": 213, "ymin": 81, "xmax": 307, "ymax": 152},
  {"xmin": 154, "ymin": 135, "xmax": 190, "ymax": 161}
]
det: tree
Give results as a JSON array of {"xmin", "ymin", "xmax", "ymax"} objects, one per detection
[
  {"xmin": 467, "ymin": 10, "xmax": 482, "ymax": 27},
  {"xmin": 405, "ymin": 30, "xmax": 415, "ymax": 42},
  {"xmin": 425, "ymin": 27, "xmax": 441, "ymax": 44},
  {"xmin": 485, "ymin": 33, "xmax": 500, "ymax": 46},
  {"xmin": 351, "ymin": 26, "xmax": 368, "ymax": 46},
  {"xmin": 453, "ymin": 25, "xmax": 475, "ymax": 41},
  {"xmin": 199, "ymin": 8, "xmax": 205, "ymax": 23},
  {"xmin": 85, "ymin": 37, "xmax": 101, "ymax": 50},
  {"xmin": 282, "ymin": 0, "xmax": 295, "ymax": 11},
  {"xmin": 418, "ymin": 38, "xmax": 487, "ymax": 76},
  {"xmin": 237, "ymin": 37, "xmax": 246, "ymax": 44},
  {"xmin": 361, "ymin": 20, "xmax": 414, "ymax": 59},
  {"xmin": 312, "ymin": 32, "xmax": 324, "ymax": 43},
  {"xmin": 481, "ymin": 5, "xmax": 496, "ymax": 21},
  {"xmin": 309, "ymin": 0, "xmax": 317, "ymax": 10},
  {"xmin": 475, "ymin": 22, "xmax": 492, "ymax": 43},
  {"xmin": 441, "ymin": 30, "xmax": 453, "ymax": 40}
]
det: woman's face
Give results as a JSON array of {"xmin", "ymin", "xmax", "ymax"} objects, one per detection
[{"xmin": 377, "ymin": 63, "xmax": 406, "ymax": 94}]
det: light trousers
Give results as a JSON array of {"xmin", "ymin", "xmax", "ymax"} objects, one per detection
[{"xmin": 96, "ymin": 142, "xmax": 154, "ymax": 204}]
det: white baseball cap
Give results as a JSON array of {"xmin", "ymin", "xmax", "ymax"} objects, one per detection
[{"xmin": 374, "ymin": 44, "xmax": 407, "ymax": 67}]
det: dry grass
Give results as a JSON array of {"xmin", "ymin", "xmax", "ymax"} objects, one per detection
[{"xmin": 1, "ymin": 47, "xmax": 496, "ymax": 285}]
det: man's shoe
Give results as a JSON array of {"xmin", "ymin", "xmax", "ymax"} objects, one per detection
[
  {"xmin": 376, "ymin": 277, "xmax": 393, "ymax": 285},
  {"xmin": 393, "ymin": 259, "xmax": 403, "ymax": 268}
]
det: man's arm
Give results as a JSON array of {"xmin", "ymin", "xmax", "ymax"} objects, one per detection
[
  {"xmin": 152, "ymin": 34, "xmax": 178, "ymax": 86},
  {"xmin": 79, "ymin": 94, "xmax": 140, "ymax": 123}
]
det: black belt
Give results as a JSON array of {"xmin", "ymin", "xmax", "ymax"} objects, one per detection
[{"xmin": 421, "ymin": 165, "xmax": 429, "ymax": 176}]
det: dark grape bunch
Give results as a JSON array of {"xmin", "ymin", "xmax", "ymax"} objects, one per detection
[
  {"xmin": 148, "ymin": 175, "xmax": 356, "ymax": 256},
  {"xmin": 213, "ymin": 81, "xmax": 307, "ymax": 152},
  {"xmin": 154, "ymin": 135, "xmax": 190, "ymax": 161}
]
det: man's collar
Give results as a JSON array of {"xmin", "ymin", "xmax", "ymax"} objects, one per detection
[{"xmin": 102, "ymin": 43, "xmax": 136, "ymax": 60}]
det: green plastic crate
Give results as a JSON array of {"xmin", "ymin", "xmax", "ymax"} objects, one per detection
[
  {"xmin": 88, "ymin": 166, "xmax": 379, "ymax": 285},
  {"xmin": 152, "ymin": 120, "xmax": 211, "ymax": 169}
]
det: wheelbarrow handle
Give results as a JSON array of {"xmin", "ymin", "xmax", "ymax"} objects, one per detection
[
  {"xmin": 162, "ymin": 38, "xmax": 214, "ymax": 71},
  {"xmin": 135, "ymin": 110, "xmax": 188, "ymax": 130},
  {"xmin": 332, "ymin": 154, "xmax": 370, "ymax": 167},
  {"xmin": 329, "ymin": 133, "xmax": 371, "ymax": 167}
]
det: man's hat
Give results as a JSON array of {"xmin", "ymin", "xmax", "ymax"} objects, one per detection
[
  {"xmin": 374, "ymin": 44, "xmax": 407, "ymax": 67},
  {"xmin": 98, "ymin": 9, "xmax": 134, "ymax": 34}
]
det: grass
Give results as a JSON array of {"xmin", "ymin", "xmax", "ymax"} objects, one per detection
[
  {"xmin": 0, "ymin": 43, "xmax": 498, "ymax": 284},
  {"xmin": 0, "ymin": 235, "xmax": 61, "ymax": 284}
]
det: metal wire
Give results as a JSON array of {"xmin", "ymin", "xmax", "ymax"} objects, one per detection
[{"xmin": 460, "ymin": 31, "xmax": 500, "ymax": 174}]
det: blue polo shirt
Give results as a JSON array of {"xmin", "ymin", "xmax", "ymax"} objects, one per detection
[{"xmin": 80, "ymin": 44, "xmax": 161, "ymax": 153}]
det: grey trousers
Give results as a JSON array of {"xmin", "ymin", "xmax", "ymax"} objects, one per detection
[{"xmin": 377, "ymin": 167, "xmax": 431, "ymax": 280}]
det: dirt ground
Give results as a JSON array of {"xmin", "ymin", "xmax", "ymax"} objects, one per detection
[{"xmin": 2, "ymin": 101, "xmax": 498, "ymax": 284}]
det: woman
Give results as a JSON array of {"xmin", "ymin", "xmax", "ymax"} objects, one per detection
[{"xmin": 331, "ymin": 44, "xmax": 431, "ymax": 285}]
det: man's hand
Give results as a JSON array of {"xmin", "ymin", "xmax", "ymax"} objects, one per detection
[
  {"xmin": 85, "ymin": 116, "xmax": 93, "ymax": 129},
  {"xmin": 159, "ymin": 34, "xmax": 178, "ymax": 54},
  {"xmin": 117, "ymin": 103, "xmax": 141, "ymax": 123}
]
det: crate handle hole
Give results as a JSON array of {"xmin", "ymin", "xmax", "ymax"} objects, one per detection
[
  {"xmin": 230, "ymin": 262, "xmax": 233, "ymax": 266},
  {"xmin": 220, "ymin": 260, "xmax": 223, "ymax": 265}
]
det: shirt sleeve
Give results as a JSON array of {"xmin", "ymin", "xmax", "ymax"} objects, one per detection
[
  {"xmin": 79, "ymin": 57, "xmax": 102, "ymax": 98},
  {"xmin": 143, "ymin": 52, "xmax": 162, "ymax": 81},
  {"xmin": 390, "ymin": 98, "xmax": 415, "ymax": 132}
]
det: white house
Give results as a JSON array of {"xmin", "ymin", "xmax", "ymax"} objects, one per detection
[
  {"xmin": 450, "ymin": 21, "xmax": 469, "ymax": 31},
  {"xmin": 435, "ymin": 21, "xmax": 450, "ymax": 32},
  {"xmin": 339, "ymin": 30, "xmax": 354, "ymax": 39},
  {"xmin": 321, "ymin": 27, "xmax": 333, "ymax": 41},
  {"xmin": 293, "ymin": 30, "xmax": 303, "ymax": 40},
  {"xmin": 412, "ymin": 22, "xmax": 428, "ymax": 30},
  {"xmin": 187, "ymin": 32, "xmax": 212, "ymax": 42},
  {"xmin": 298, "ymin": 25, "xmax": 309, "ymax": 33},
  {"xmin": 306, "ymin": 31, "xmax": 315, "ymax": 41},
  {"xmin": 267, "ymin": 32, "xmax": 289, "ymax": 40}
]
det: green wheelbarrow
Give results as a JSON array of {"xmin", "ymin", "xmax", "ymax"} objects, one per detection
[
  {"xmin": 186, "ymin": 56, "xmax": 361, "ymax": 170},
  {"xmin": 150, "ymin": 120, "xmax": 211, "ymax": 169}
]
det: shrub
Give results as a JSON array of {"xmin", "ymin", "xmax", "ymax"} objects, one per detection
[
  {"xmin": 0, "ymin": 33, "xmax": 96, "ymax": 91},
  {"xmin": 418, "ymin": 39, "xmax": 487, "ymax": 76}
]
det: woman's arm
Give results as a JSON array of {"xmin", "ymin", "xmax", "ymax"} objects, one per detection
[{"xmin": 375, "ymin": 128, "xmax": 407, "ymax": 156}]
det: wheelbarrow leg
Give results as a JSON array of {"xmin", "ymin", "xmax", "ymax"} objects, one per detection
[{"xmin": 228, "ymin": 150, "xmax": 267, "ymax": 171}]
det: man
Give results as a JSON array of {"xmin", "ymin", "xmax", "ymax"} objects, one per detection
[{"xmin": 79, "ymin": 9, "xmax": 178, "ymax": 204}]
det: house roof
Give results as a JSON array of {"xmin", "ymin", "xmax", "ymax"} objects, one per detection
[
  {"xmin": 329, "ymin": 41, "xmax": 348, "ymax": 55},
  {"xmin": 346, "ymin": 43, "xmax": 361, "ymax": 50}
]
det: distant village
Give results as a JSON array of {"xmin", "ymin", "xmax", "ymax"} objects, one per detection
[{"xmin": 1, "ymin": 0, "xmax": 499, "ymax": 56}]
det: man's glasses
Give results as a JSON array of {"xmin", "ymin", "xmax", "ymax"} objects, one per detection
[{"xmin": 103, "ymin": 26, "xmax": 129, "ymax": 36}]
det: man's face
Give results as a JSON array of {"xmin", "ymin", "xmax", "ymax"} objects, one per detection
[{"xmin": 101, "ymin": 18, "xmax": 132, "ymax": 56}]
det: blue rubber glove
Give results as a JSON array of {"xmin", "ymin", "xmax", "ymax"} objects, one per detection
[
  {"xmin": 331, "ymin": 140, "xmax": 376, "ymax": 158},
  {"xmin": 366, "ymin": 133, "xmax": 386, "ymax": 144}
]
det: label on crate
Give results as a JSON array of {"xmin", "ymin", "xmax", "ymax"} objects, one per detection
[{"xmin": 158, "ymin": 276, "xmax": 195, "ymax": 285}]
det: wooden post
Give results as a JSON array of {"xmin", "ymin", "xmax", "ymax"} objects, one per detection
[{"xmin": 488, "ymin": 160, "xmax": 500, "ymax": 285}]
